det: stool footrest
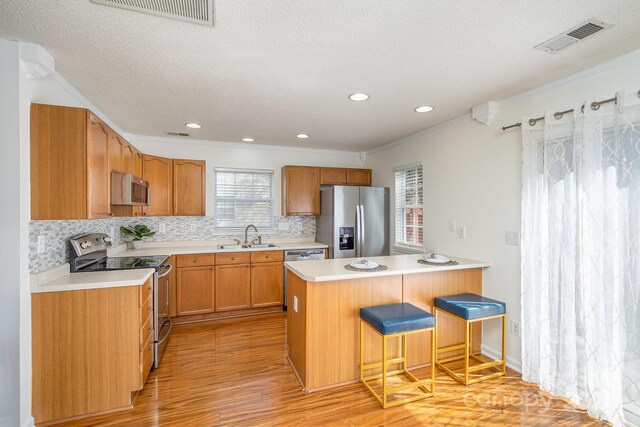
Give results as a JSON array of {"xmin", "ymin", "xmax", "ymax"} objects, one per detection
[
  {"xmin": 436, "ymin": 343, "xmax": 466, "ymax": 353},
  {"xmin": 362, "ymin": 369, "xmax": 405, "ymax": 382},
  {"xmin": 362, "ymin": 356, "xmax": 405, "ymax": 370},
  {"xmin": 387, "ymin": 378, "xmax": 434, "ymax": 394},
  {"xmin": 467, "ymin": 359, "xmax": 504, "ymax": 373}
]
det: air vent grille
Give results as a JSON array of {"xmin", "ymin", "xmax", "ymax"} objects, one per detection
[
  {"xmin": 535, "ymin": 18, "xmax": 612, "ymax": 54},
  {"xmin": 91, "ymin": 0, "xmax": 213, "ymax": 26},
  {"xmin": 165, "ymin": 131, "xmax": 190, "ymax": 137}
]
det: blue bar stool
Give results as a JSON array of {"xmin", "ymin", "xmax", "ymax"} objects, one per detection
[
  {"xmin": 434, "ymin": 293, "xmax": 506, "ymax": 385},
  {"xmin": 359, "ymin": 303, "xmax": 436, "ymax": 408}
]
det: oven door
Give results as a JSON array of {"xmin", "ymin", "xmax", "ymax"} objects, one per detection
[
  {"xmin": 130, "ymin": 175, "xmax": 150, "ymax": 205},
  {"xmin": 154, "ymin": 263, "xmax": 173, "ymax": 369}
]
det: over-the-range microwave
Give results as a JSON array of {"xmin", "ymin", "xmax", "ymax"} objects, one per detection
[{"xmin": 111, "ymin": 172, "xmax": 150, "ymax": 206}]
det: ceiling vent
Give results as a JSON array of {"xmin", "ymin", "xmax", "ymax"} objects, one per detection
[
  {"xmin": 91, "ymin": 0, "xmax": 213, "ymax": 26},
  {"xmin": 165, "ymin": 131, "xmax": 190, "ymax": 137},
  {"xmin": 535, "ymin": 18, "xmax": 613, "ymax": 54}
]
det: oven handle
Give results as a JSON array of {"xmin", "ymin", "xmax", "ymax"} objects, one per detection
[
  {"xmin": 157, "ymin": 318, "xmax": 173, "ymax": 346},
  {"xmin": 157, "ymin": 263, "xmax": 173, "ymax": 278}
]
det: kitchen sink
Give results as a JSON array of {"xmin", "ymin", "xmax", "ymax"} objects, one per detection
[
  {"xmin": 217, "ymin": 243, "xmax": 278, "ymax": 250},
  {"xmin": 217, "ymin": 244, "xmax": 244, "ymax": 250},
  {"xmin": 248, "ymin": 244, "xmax": 279, "ymax": 249}
]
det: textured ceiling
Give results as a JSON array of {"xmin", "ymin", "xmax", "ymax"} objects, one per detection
[{"xmin": 1, "ymin": 1, "xmax": 640, "ymax": 151}]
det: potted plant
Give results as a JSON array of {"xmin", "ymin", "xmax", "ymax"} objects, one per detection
[{"xmin": 120, "ymin": 224, "xmax": 156, "ymax": 249}]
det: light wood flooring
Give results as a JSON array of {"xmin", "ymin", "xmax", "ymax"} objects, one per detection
[{"xmin": 61, "ymin": 313, "xmax": 606, "ymax": 426}]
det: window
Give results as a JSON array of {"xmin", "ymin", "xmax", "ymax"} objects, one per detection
[
  {"xmin": 394, "ymin": 163, "xmax": 423, "ymax": 248},
  {"xmin": 213, "ymin": 168, "xmax": 274, "ymax": 232}
]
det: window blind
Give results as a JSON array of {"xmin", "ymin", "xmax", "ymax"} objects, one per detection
[
  {"xmin": 213, "ymin": 168, "xmax": 274, "ymax": 232},
  {"xmin": 394, "ymin": 163, "xmax": 423, "ymax": 247}
]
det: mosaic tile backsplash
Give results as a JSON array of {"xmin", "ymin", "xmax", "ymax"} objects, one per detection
[{"xmin": 29, "ymin": 216, "xmax": 316, "ymax": 273}]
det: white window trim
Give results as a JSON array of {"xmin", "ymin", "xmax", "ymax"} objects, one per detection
[
  {"xmin": 394, "ymin": 162, "xmax": 424, "ymax": 248},
  {"xmin": 213, "ymin": 167, "xmax": 274, "ymax": 233}
]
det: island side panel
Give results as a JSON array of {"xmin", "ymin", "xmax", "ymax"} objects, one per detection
[
  {"xmin": 286, "ymin": 270, "xmax": 308, "ymax": 387},
  {"xmin": 403, "ymin": 268, "xmax": 483, "ymax": 367},
  {"xmin": 305, "ymin": 276, "xmax": 403, "ymax": 391}
]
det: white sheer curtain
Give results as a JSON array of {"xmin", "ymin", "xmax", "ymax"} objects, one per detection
[{"xmin": 521, "ymin": 91, "xmax": 640, "ymax": 426}]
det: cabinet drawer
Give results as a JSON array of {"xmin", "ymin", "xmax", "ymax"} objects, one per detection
[
  {"xmin": 140, "ymin": 314, "xmax": 154, "ymax": 351},
  {"xmin": 140, "ymin": 334, "xmax": 153, "ymax": 388},
  {"xmin": 251, "ymin": 250, "xmax": 283, "ymax": 263},
  {"xmin": 176, "ymin": 253, "xmax": 215, "ymax": 267},
  {"xmin": 139, "ymin": 277, "xmax": 153, "ymax": 306},
  {"xmin": 140, "ymin": 295, "xmax": 153, "ymax": 325},
  {"xmin": 216, "ymin": 252, "xmax": 250, "ymax": 265}
]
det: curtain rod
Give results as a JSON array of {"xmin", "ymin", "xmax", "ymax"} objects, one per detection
[{"xmin": 501, "ymin": 89, "xmax": 640, "ymax": 131}]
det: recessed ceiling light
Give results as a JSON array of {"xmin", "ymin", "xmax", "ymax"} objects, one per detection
[
  {"xmin": 348, "ymin": 92, "xmax": 369, "ymax": 101},
  {"xmin": 296, "ymin": 133, "xmax": 310, "ymax": 139},
  {"xmin": 242, "ymin": 137, "xmax": 254, "ymax": 142},
  {"xmin": 185, "ymin": 122, "xmax": 202, "ymax": 129},
  {"xmin": 414, "ymin": 106, "xmax": 434, "ymax": 113}
]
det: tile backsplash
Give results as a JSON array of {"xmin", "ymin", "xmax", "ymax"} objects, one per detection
[{"xmin": 29, "ymin": 216, "xmax": 315, "ymax": 273}]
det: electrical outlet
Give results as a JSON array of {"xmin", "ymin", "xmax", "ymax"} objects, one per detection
[
  {"xmin": 510, "ymin": 320, "xmax": 521, "ymax": 337},
  {"xmin": 296, "ymin": 222, "xmax": 302, "ymax": 232},
  {"xmin": 458, "ymin": 226, "xmax": 466, "ymax": 239},
  {"xmin": 109, "ymin": 227, "xmax": 115, "ymax": 238},
  {"xmin": 278, "ymin": 223, "xmax": 289, "ymax": 231},
  {"xmin": 506, "ymin": 231, "xmax": 520, "ymax": 246},
  {"xmin": 159, "ymin": 224, "xmax": 166, "ymax": 233},
  {"xmin": 293, "ymin": 296, "xmax": 299, "ymax": 313},
  {"xmin": 37, "ymin": 235, "xmax": 46, "ymax": 254},
  {"xmin": 189, "ymin": 224, "xmax": 197, "ymax": 232},
  {"xmin": 449, "ymin": 220, "xmax": 457, "ymax": 232}
]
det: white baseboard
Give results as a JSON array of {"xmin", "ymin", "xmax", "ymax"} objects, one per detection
[
  {"xmin": 625, "ymin": 405, "xmax": 640, "ymax": 427},
  {"xmin": 21, "ymin": 415, "xmax": 34, "ymax": 427},
  {"xmin": 481, "ymin": 344, "xmax": 522, "ymax": 373}
]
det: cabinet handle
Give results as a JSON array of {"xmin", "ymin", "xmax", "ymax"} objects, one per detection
[
  {"xmin": 193, "ymin": 258, "xmax": 198, "ymax": 263},
  {"xmin": 148, "ymin": 306, "xmax": 153, "ymax": 312},
  {"xmin": 231, "ymin": 257, "xmax": 235, "ymax": 261},
  {"xmin": 148, "ymin": 286, "xmax": 152, "ymax": 292}
]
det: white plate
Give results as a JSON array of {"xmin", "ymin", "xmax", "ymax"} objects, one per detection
[
  {"xmin": 350, "ymin": 260, "xmax": 379, "ymax": 269},
  {"xmin": 422, "ymin": 253, "xmax": 450, "ymax": 263}
]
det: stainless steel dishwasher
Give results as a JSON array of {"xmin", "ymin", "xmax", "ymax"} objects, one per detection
[{"xmin": 283, "ymin": 249, "xmax": 325, "ymax": 310}]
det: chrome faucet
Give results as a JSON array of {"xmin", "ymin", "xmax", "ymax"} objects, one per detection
[{"xmin": 244, "ymin": 224, "xmax": 258, "ymax": 245}]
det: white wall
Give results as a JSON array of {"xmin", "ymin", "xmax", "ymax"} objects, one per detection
[
  {"xmin": 0, "ymin": 38, "xmax": 22, "ymax": 427},
  {"xmin": 131, "ymin": 137, "xmax": 364, "ymax": 216},
  {"xmin": 365, "ymin": 49, "xmax": 640, "ymax": 370}
]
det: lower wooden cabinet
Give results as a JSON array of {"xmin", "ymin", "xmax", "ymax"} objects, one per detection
[
  {"xmin": 251, "ymin": 262, "xmax": 284, "ymax": 308},
  {"xmin": 31, "ymin": 280, "xmax": 153, "ymax": 425},
  {"xmin": 176, "ymin": 266, "xmax": 215, "ymax": 315},
  {"xmin": 215, "ymin": 264, "xmax": 251, "ymax": 311}
]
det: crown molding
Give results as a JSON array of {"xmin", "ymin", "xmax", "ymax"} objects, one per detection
[{"xmin": 128, "ymin": 134, "xmax": 363, "ymax": 158}]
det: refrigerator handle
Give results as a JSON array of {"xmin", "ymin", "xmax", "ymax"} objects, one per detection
[
  {"xmin": 355, "ymin": 205, "xmax": 361, "ymax": 257},
  {"xmin": 360, "ymin": 204, "xmax": 365, "ymax": 256}
]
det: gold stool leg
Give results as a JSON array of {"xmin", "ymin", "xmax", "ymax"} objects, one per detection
[
  {"xmin": 464, "ymin": 320, "xmax": 470, "ymax": 385},
  {"xmin": 501, "ymin": 314, "xmax": 507, "ymax": 375},
  {"xmin": 382, "ymin": 335, "xmax": 388, "ymax": 408},
  {"xmin": 431, "ymin": 327, "xmax": 436, "ymax": 393},
  {"xmin": 360, "ymin": 320, "xmax": 364, "ymax": 382}
]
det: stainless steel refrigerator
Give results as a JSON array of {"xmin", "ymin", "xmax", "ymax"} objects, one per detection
[{"xmin": 317, "ymin": 186, "xmax": 390, "ymax": 259}]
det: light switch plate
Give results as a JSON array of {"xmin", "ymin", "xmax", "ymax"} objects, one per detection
[
  {"xmin": 37, "ymin": 235, "xmax": 46, "ymax": 254},
  {"xmin": 458, "ymin": 226, "xmax": 466, "ymax": 239},
  {"xmin": 278, "ymin": 223, "xmax": 289, "ymax": 231},
  {"xmin": 510, "ymin": 320, "xmax": 521, "ymax": 336},
  {"xmin": 293, "ymin": 296, "xmax": 299, "ymax": 312},
  {"xmin": 449, "ymin": 220, "xmax": 456, "ymax": 232},
  {"xmin": 159, "ymin": 224, "xmax": 166, "ymax": 233},
  {"xmin": 189, "ymin": 224, "xmax": 196, "ymax": 232},
  {"xmin": 506, "ymin": 231, "xmax": 520, "ymax": 245}
]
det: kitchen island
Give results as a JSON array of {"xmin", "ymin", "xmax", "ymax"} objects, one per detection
[{"xmin": 284, "ymin": 254, "xmax": 491, "ymax": 392}]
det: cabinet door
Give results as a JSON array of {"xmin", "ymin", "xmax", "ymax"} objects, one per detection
[
  {"xmin": 251, "ymin": 262, "xmax": 284, "ymax": 308},
  {"xmin": 215, "ymin": 264, "xmax": 251, "ymax": 311},
  {"xmin": 142, "ymin": 155, "xmax": 173, "ymax": 216},
  {"xmin": 108, "ymin": 132, "xmax": 124, "ymax": 174},
  {"xmin": 320, "ymin": 167, "xmax": 347, "ymax": 185},
  {"xmin": 176, "ymin": 267, "xmax": 214, "ymax": 315},
  {"xmin": 87, "ymin": 114, "xmax": 111, "ymax": 219},
  {"xmin": 173, "ymin": 159, "xmax": 206, "ymax": 216},
  {"xmin": 346, "ymin": 168, "xmax": 372, "ymax": 186},
  {"xmin": 282, "ymin": 166, "xmax": 320, "ymax": 216},
  {"xmin": 122, "ymin": 143, "xmax": 133, "ymax": 174},
  {"xmin": 132, "ymin": 150, "xmax": 143, "ymax": 216}
]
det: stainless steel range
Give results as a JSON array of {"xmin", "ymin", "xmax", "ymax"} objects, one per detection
[{"xmin": 69, "ymin": 233, "xmax": 173, "ymax": 369}]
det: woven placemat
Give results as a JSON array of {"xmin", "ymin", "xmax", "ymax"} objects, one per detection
[
  {"xmin": 344, "ymin": 264, "xmax": 389, "ymax": 272},
  {"xmin": 418, "ymin": 259, "xmax": 459, "ymax": 266}
]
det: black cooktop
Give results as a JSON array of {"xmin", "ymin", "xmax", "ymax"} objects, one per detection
[{"xmin": 80, "ymin": 255, "xmax": 169, "ymax": 271}]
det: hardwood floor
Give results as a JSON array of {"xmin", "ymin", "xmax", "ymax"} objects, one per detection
[{"xmin": 60, "ymin": 313, "xmax": 606, "ymax": 427}]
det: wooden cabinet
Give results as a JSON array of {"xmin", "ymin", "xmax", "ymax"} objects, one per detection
[
  {"xmin": 173, "ymin": 159, "xmax": 206, "ymax": 216},
  {"xmin": 142, "ymin": 154, "xmax": 173, "ymax": 216},
  {"xmin": 176, "ymin": 266, "xmax": 215, "ymax": 315},
  {"xmin": 31, "ymin": 104, "xmax": 108, "ymax": 220},
  {"xmin": 31, "ymin": 281, "xmax": 153, "ymax": 425},
  {"xmin": 108, "ymin": 131, "xmax": 124, "ymax": 174},
  {"xmin": 282, "ymin": 166, "xmax": 321, "ymax": 216},
  {"xmin": 122, "ymin": 143, "xmax": 134, "ymax": 174},
  {"xmin": 320, "ymin": 167, "xmax": 347, "ymax": 185},
  {"xmin": 251, "ymin": 262, "xmax": 284, "ymax": 308},
  {"xmin": 215, "ymin": 264, "xmax": 251, "ymax": 311},
  {"xmin": 346, "ymin": 168, "xmax": 372, "ymax": 186}
]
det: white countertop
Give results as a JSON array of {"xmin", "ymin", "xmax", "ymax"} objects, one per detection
[
  {"xmin": 31, "ymin": 240, "xmax": 327, "ymax": 293},
  {"xmin": 284, "ymin": 254, "xmax": 490, "ymax": 282}
]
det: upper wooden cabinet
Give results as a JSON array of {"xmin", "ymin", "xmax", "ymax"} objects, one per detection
[
  {"xmin": 108, "ymin": 132, "xmax": 124, "ymax": 174},
  {"xmin": 31, "ymin": 104, "xmax": 112, "ymax": 220},
  {"xmin": 320, "ymin": 167, "xmax": 347, "ymax": 185},
  {"xmin": 142, "ymin": 155, "xmax": 173, "ymax": 216},
  {"xmin": 346, "ymin": 168, "xmax": 372, "ymax": 186},
  {"xmin": 173, "ymin": 159, "xmax": 206, "ymax": 216},
  {"xmin": 282, "ymin": 166, "xmax": 321, "ymax": 216}
]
